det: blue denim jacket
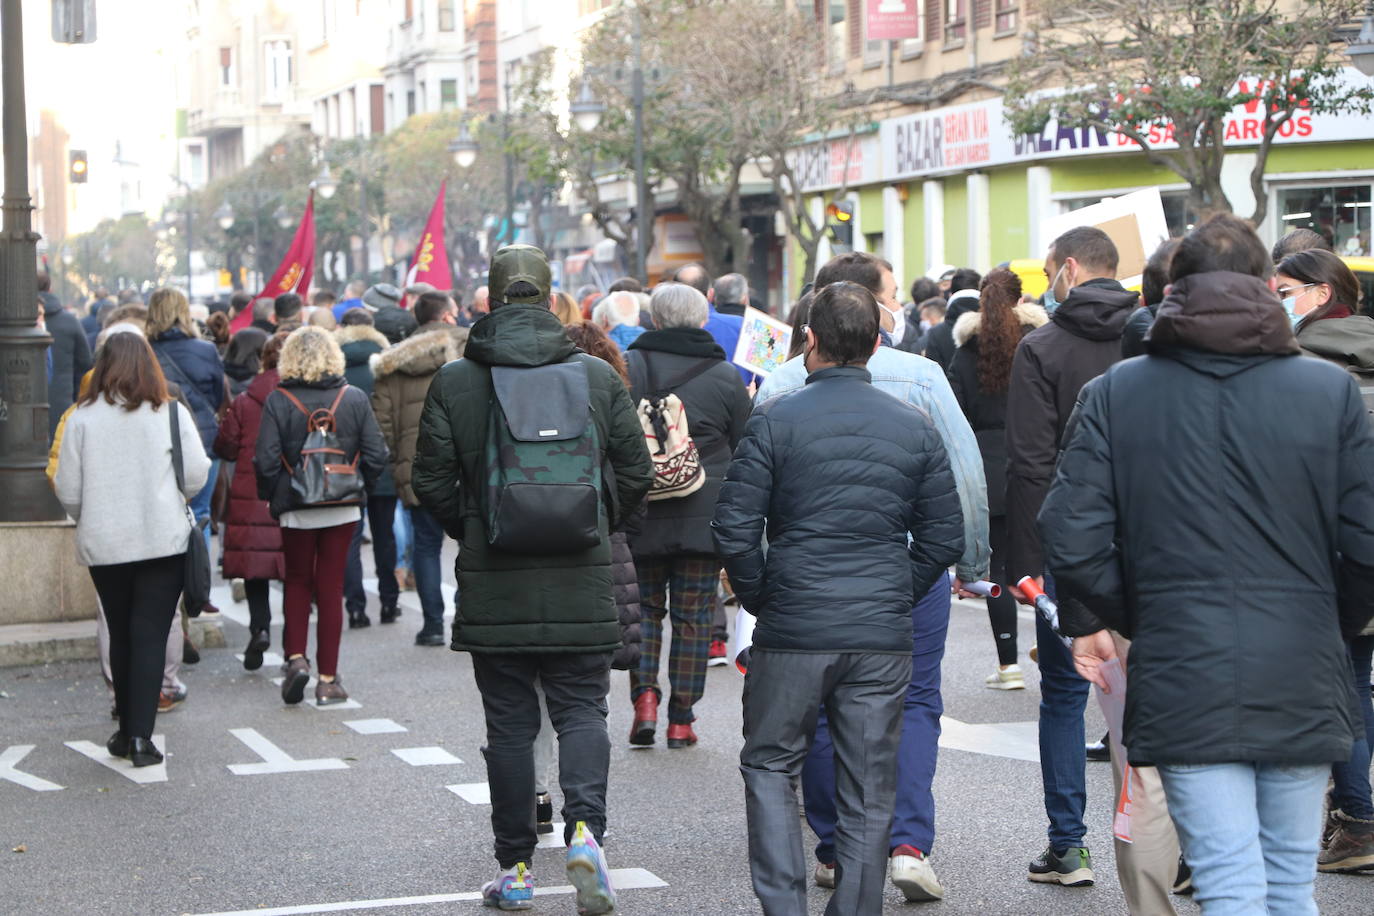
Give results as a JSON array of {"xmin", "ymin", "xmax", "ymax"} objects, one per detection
[{"xmin": 756, "ymin": 347, "xmax": 990, "ymax": 581}]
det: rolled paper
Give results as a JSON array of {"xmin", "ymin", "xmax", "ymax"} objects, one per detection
[{"xmin": 963, "ymin": 580, "xmax": 1002, "ymax": 598}]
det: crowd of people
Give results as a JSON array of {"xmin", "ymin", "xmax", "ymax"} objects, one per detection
[{"xmin": 33, "ymin": 212, "xmax": 1374, "ymax": 914}]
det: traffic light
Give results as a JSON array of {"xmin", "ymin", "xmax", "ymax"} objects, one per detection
[
  {"xmin": 826, "ymin": 200, "xmax": 854, "ymax": 250},
  {"xmin": 68, "ymin": 150, "xmax": 89, "ymax": 184}
]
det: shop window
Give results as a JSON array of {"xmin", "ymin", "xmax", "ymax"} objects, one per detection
[{"xmin": 1277, "ymin": 184, "xmax": 1372, "ymax": 257}]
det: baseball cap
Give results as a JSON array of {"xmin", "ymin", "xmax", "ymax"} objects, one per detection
[{"xmin": 489, "ymin": 244, "xmax": 551, "ymax": 306}]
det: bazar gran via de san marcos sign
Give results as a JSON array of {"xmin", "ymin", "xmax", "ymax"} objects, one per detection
[{"xmin": 877, "ymin": 67, "xmax": 1374, "ymax": 183}]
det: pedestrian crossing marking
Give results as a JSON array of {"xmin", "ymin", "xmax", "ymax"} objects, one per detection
[
  {"xmin": 226, "ymin": 728, "xmax": 349, "ymax": 775},
  {"xmin": 445, "ymin": 781, "xmax": 489, "ymax": 804},
  {"xmin": 391, "ymin": 746, "xmax": 462, "ymax": 766},
  {"xmin": 236, "ymin": 651, "xmax": 286, "ymax": 668},
  {"xmin": 343, "ymin": 718, "xmax": 406, "ymax": 735},
  {"xmin": 64, "ymin": 734, "xmax": 168, "ymax": 784},
  {"xmin": 304, "ymin": 696, "xmax": 363, "ymax": 710},
  {"xmin": 0, "ymin": 745, "xmax": 63, "ymax": 791},
  {"xmin": 938, "ymin": 716, "xmax": 1040, "ymax": 763}
]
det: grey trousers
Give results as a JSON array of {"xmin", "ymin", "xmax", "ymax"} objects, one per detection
[{"xmin": 741, "ymin": 648, "xmax": 911, "ymax": 916}]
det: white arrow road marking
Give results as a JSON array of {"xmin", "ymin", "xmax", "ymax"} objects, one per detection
[
  {"xmin": 391, "ymin": 746, "xmax": 462, "ymax": 766},
  {"xmin": 0, "ymin": 745, "xmax": 63, "ymax": 791},
  {"xmin": 189, "ymin": 868, "xmax": 667, "ymax": 916},
  {"xmin": 226, "ymin": 728, "xmax": 348, "ymax": 775},
  {"xmin": 938, "ymin": 716, "xmax": 1040, "ymax": 763},
  {"xmin": 64, "ymin": 735, "xmax": 168, "ymax": 783}
]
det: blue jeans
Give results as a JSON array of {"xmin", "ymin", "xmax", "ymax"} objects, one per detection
[
  {"xmin": 1036, "ymin": 574, "xmax": 1090, "ymax": 851},
  {"xmin": 1159, "ymin": 761, "xmax": 1327, "ymax": 916},
  {"xmin": 189, "ymin": 458, "xmax": 220, "ymax": 555},
  {"xmin": 1332, "ymin": 634, "xmax": 1374, "ymax": 820},
  {"xmin": 344, "ymin": 497, "xmax": 399, "ymax": 616},
  {"xmin": 802, "ymin": 572, "xmax": 950, "ymax": 861},
  {"xmin": 409, "ymin": 504, "xmax": 448, "ymax": 635},
  {"xmin": 394, "ymin": 504, "xmax": 413, "ymax": 569}
]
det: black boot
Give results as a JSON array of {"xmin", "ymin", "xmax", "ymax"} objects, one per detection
[
  {"xmin": 379, "ymin": 603, "xmax": 400, "ymax": 624},
  {"xmin": 348, "ymin": 608, "xmax": 372, "ymax": 629},
  {"xmin": 243, "ymin": 629, "xmax": 270, "ymax": 671}
]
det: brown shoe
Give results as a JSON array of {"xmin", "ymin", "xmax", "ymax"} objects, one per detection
[
  {"xmin": 666, "ymin": 722, "xmax": 698, "ymax": 748},
  {"xmin": 630, "ymin": 692, "xmax": 657, "ymax": 746},
  {"xmin": 315, "ymin": 677, "xmax": 349, "ymax": 706},
  {"xmin": 1318, "ymin": 811, "xmax": 1374, "ymax": 873},
  {"xmin": 157, "ymin": 689, "xmax": 184, "ymax": 713},
  {"xmin": 281, "ymin": 656, "xmax": 311, "ymax": 705}
]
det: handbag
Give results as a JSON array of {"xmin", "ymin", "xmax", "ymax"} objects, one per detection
[{"xmin": 170, "ymin": 401, "xmax": 212, "ymax": 616}]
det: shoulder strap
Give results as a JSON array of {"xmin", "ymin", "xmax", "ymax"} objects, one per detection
[
  {"xmin": 327, "ymin": 385, "xmax": 348, "ymax": 416},
  {"xmin": 168, "ymin": 400, "xmax": 185, "ymax": 493},
  {"xmin": 276, "ymin": 387, "xmax": 312, "ymax": 419}
]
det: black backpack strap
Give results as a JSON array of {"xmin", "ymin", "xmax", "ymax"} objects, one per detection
[{"xmin": 632, "ymin": 350, "xmax": 719, "ymax": 400}]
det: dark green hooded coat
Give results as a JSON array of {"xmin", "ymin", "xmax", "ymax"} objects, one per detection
[{"xmin": 411, "ymin": 303, "xmax": 654, "ymax": 653}]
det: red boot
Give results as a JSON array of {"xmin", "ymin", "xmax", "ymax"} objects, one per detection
[
  {"xmin": 666, "ymin": 723, "xmax": 698, "ymax": 748},
  {"xmin": 630, "ymin": 692, "xmax": 658, "ymax": 746}
]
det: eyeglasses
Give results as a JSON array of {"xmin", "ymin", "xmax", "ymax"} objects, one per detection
[{"xmin": 1276, "ymin": 282, "xmax": 1317, "ymax": 298}]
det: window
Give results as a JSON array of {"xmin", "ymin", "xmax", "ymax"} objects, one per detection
[
  {"xmin": 994, "ymin": 0, "xmax": 1017, "ymax": 34},
  {"xmin": 944, "ymin": 0, "xmax": 966, "ymax": 44},
  {"xmin": 440, "ymin": 78, "xmax": 458, "ymax": 110},
  {"xmin": 370, "ymin": 84, "xmax": 385, "ymax": 135},
  {"xmin": 1278, "ymin": 184, "xmax": 1373, "ymax": 257},
  {"xmin": 828, "ymin": 0, "xmax": 846, "ymax": 69},
  {"xmin": 219, "ymin": 46, "xmax": 234, "ymax": 87},
  {"xmin": 263, "ymin": 40, "xmax": 292, "ymax": 102},
  {"xmin": 439, "ymin": 0, "xmax": 456, "ymax": 31},
  {"xmin": 406, "ymin": 90, "xmax": 416, "ymax": 117}
]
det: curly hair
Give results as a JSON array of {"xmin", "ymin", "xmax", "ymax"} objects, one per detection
[
  {"xmin": 278, "ymin": 326, "xmax": 345, "ymax": 383},
  {"xmin": 975, "ymin": 268, "xmax": 1024, "ymax": 396},
  {"xmin": 564, "ymin": 322, "xmax": 630, "ymax": 385}
]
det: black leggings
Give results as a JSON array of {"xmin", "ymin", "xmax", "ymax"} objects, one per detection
[
  {"xmin": 245, "ymin": 578, "xmax": 272, "ymax": 633},
  {"xmin": 987, "ymin": 516, "xmax": 1019, "ymax": 666},
  {"xmin": 89, "ymin": 554, "xmax": 184, "ymax": 739}
]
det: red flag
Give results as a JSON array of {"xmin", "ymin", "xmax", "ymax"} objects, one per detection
[
  {"xmin": 405, "ymin": 180, "xmax": 453, "ymax": 291},
  {"xmin": 230, "ymin": 191, "xmax": 317, "ymax": 331}
]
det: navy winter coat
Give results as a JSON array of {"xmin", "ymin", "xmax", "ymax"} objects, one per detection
[
  {"xmin": 149, "ymin": 328, "xmax": 225, "ymax": 453},
  {"xmin": 712, "ymin": 366, "xmax": 964, "ymax": 653}
]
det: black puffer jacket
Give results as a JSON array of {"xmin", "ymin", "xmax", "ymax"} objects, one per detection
[
  {"xmin": 1004, "ymin": 279, "xmax": 1137, "ymax": 582},
  {"xmin": 712, "ymin": 366, "xmax": 964, "ymax": 653},
  {"xmin": 253, "ymin": 375, "xmax": 389, "ymax": 519},
  {"xmin": 611, "ymin": 531, "xmax": 642, "ymax": 670},
  {"xmin": 1120, "ymin": 303, "xmax": 1157, "ymax": 358},
  {"xmin": 922, "ymin": 290, "xmax": 979, "ymax": 371},
  {"xmin": 42, "ymin": 293, "xmax": 93, "ymax": 440},
  {"xmin": 625, "ymin": 328, "xmax": 751, "ymax": 559},
  {"xmin": 1040, "ymin": 271, "xmax": 1374, "ymax": 766},
  {"xmin": 374, "ymin": 305, "xmax": 418, "ymax": 345}
]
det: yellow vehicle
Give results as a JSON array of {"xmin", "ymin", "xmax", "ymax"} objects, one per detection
[
  {"xmin": 1007, "ymin": 258, "xmax": 1049, "ymax": 299},
  {"xmin": 1342, "ymin": 256, "xmax": 1374, "ymax": 316}
]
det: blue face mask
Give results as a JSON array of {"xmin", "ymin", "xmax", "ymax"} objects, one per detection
[
  {"xmin": 1281, "ymin": 296, "xmax": 1300, "ymax": 327},
  {"xmin": 1043, "ymin": 265, "xmax": 1066, "ymax": 314}
]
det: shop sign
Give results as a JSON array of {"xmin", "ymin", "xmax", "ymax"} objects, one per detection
[{"xmin": 786, "ymin": 132, "xmax": 881, "ymax": 193}]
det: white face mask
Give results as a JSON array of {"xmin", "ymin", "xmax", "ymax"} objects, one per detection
[{"xmin": 883, "ymin": 303, "xmax": 906, "ymax": 345}]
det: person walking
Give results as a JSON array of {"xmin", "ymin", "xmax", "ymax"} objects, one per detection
[
  {"xmin": 214, "ymin": 332, "xmax": 286, "ymax": 671},
  {"xmin": 622, "ymin": 282, "xmax": 750, "ymax": 749},
  {"xmin": 946, "ymin": 268, "xmax": 1048, "ymax": 690},
  {"xmin": 1041, "ymin": 213, "xmax": 1374, "ymax": 913},
  {"xmin": 371, "ymin": 292, "xmax": 468, "ymax": 645},
  {"xmin": 337, "ymin": 310, "xmax": 402, "ymax": 628},
  {"xmin": 714, "ymin": 281, "xmax": 964, "ymax": 916},
  {"xmin": 223, "ymin": 327, "xmax": 269, "ymax": 398},
  {"xmin": 54, "ymin": 332, "xmax": 210, "ymax": 767},
  {"xmin": 411, "ymin": 245, "xmax": 652, "ymax": 913},
  {"xmin": 39, "ymin": 271, "xmax": 93, "ymax": 442},
  {"xmin": 921, "ymin": 268, "xmax": 982, "ymax": 370},
  {"xmin": 255, "ymin": 327, "xmax": 388, "ymax": 706}
]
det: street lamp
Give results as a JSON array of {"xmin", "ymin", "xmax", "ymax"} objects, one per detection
[
  {"xmin": 313, "ymin": 162, "xmax": 338, "ymax": 200},
  {"xmin": 570, "ymin": 80, "xmax": 606, "ymax": 133},
  {"xmin": 215, "ymin": 201, "xmax": 235, "ymax": 231},
  {"xmin": 274, "ymin": 204, "xmax": 294, "ymax": 230},
  {"xmin": 1349, "ymin": 1, "xmax": 1374, "ymax": 78},
  {"xmin": 449, "ymin": 121, "xmax": 478, "ymax": 169}
]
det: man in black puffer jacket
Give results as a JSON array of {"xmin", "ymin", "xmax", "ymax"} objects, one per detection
[
  {"xmin": 713, "ymin": 281, "xmax": 963, "ymax": 916},
  {"xmin": 1040, "ymin": 213, "xmax": 1374, "ymax": 911},
  {"xmin": 39, "ymin": 273, "xmax": 93, "ymax": 442}
]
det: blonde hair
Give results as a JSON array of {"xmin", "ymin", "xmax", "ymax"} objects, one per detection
[
  {"xmin": 308, "ymin": 307, "xmax": 338, "ymax": 331},
  {"xmin": 278, "ymin": 325, "xmax": 346, "ymax": 383},
  {"xmin": 550, "ymin": 290, "xmax": 584, "ymax": 326},
  {"xmin": 145, "ymin": 287, "xmax": 199, "ymax": 340}
]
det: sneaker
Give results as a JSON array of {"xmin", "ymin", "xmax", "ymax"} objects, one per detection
[
  {"xmin": 230, "ymin": 578, "xmax": 246, "ymax": 603},
  {"xmin": 315, "ymin": 677, "xmax": 349, "ymax": 706},
  {"xmin": 890, "ymin": 845, "xmax": 945, "ymax": 901},
  {"xmin": 566, "ymin": 821, "xmax": 616, "ymax": 915},
  {"xmin": 1171, "ymin": 854, "xmax": 1194, "ymax": 895},
  {"xmin": 984, "ymin": 664, "xmax": 1025, "ymax": 690},
  {"xmin": 1028, "ymin": 845, "xmax": 1094, "ymax": 887},
  {"xmin": 536, "ymin": 792, "xmax": 554, "ymax": 835},
  {"xmin": 157, "ymin": 687, "xmax": 185, "ymax": 713},
  {"xmin": 243, "ymin": 629, "xmax": 270, "ymax": 671},
  {"xmin": 707, "ymin": 639, "xmax": 728, "ymax": 667},
  {"xmin": 814, "ymin": 861, "xmax": 836, "ymax": 889},
  {"xmin": 481, "ymin": 862, "xmax": 534, "ymax": 911},
  {"xmin": 1318, "ymin": 810, "xmax": 1374, "ymax": 873},
  {"xmin": 1086, "ymin": 732, "xmax": 1111, "ymax": 762},
  {"xmin": 281, "ymin": 656, "xmax": 311, "ymax": 705},
  {"xmin": 415, "ymin": 630, "xmax": 445, "ymax": 647}
]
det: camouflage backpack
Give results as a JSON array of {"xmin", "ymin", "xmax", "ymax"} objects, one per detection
[{"xmin": 483, "ymin": 359, "xmax": 604, "ymax": 554}]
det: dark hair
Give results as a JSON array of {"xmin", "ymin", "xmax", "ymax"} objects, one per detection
[
  {"xmin": 948, "ymin": 268, "xmax": 982, "ymax": 295},
  {"xmin": 1052, "ymin": 226, "xmax": 1119, "ymax": 274},
  {"xmin": 607, "ymin": 276, "xmax": 643, "ymax": 294},
  {"xmin": 672, "ymin": 263, "xmax": 710, "ymax": 295},
  {"xmin": 340, "ymin": 307, "xmax": 375, "ymax": 327},
  {"xmin": 79, "ymin": 332, "xmax": 170, "ymax": 411},
  {"xmin": 564, "ymin": 322, "xmax": 630, "ymax": 385},
  {"xmin": 224, "ymin": 327, "xmax": 268, "ymax": 375},
  {"xmin": 501, "ymin": 280, "xmax": 542, "ymax": 305},
  {"xmin": 37, "ymin": 272, "xmax": 51, "ymax": 293},
  {"xmin": 260, "ymin": 331, "xmax": 289, "ymax": 372},
  {"xmin": 974, "ymin": 269, "xmax": 1024, "ymax": 396},
  {"xmin": 1271, "ymin": 227, "xmax": 1332, "ymax": 264},
  {"xmin": 1142, "ymin": 238, "xmax": 1180, "ymax": 307},
  {"xmin": 274, "ymin": 292, "xmax": 303, "ymax": 320},
  {"xmin": 205, "ymin": 311, "xmax": 231, "ymax": 347},
  {"xmin": 1276, "ymin": 248, "xmax": 1362, "ymax": 326},
  {"xmin": 918, "ymin": 296, "xmax": 946, "ymax": 316},
  {"xmin": 229, "ymin": 291, "xmax": 252, "ymax": 315},
  {"xmin": 808, "ymin": 282, "xmax": 880, "ymax": 366},
  {"xmin": 414, "ymin": 291, "xmax": 455, "ymax": 326},
  {"xmin": 312, "ymin": 289, "xmax": 337, "ymax": 307},
  {"xmin": 814, "ymin": 251, "xmax": 893, "ymax": 299},
  {"xmin": 910, "ymin": 277, "xmax": 940, "ymax": 304},
  {"xmin": 786, "ymin": 291, "xmax": 815, "ymax": 359},
  {"xmin": 1171, "ymin": 213, "xmax": 1269, "ymax": 283}
]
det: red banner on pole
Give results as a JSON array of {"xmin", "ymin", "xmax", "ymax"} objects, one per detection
[
  {"xmin": 405, "ymin": 180, "xmax": 453, "ymax": 291},
  {"xmin": 230, "ymin": 191, "xmax": 316, "ymax": 331},
  {"xmin": 866, "ymin": 0, "xmax": 919, "ymax": 41}
]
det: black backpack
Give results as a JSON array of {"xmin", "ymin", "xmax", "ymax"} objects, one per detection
[{"xmin": 276, "ymin": 387, "xmax": 366, "ymax": 509}]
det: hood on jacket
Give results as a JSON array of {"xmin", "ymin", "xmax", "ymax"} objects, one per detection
[
  {"xmin": 335, "ymin": 324, "xmax": 390, "ymax": 353},
  {"xmin": 463, "ymin": 303, "xmax": 576, "ymax": 368},
  {"xmin": 246, "ymin": 369, "xmax": 280, "ymax": 405},
  {"xmin": 1147, "ymin": 271, "xmax": 1298, "ymax": 364},
  {"xmin": 628, "ymin": 326, "xmax": 727, "ymax": 360},
  {"xmin": 224, "ymin": 360, "xmax": 257, "ymax": 383},
  {"xmin": 370, "ymin": 327, "xmax": 462, "ymax": 380},
  {"xmin": 953, "ymin": 303, "xmax": 1049, "ymax": 348},
  {"xmin": 1297, "ymin": 315, "xmax": 1374, "ymax": 375},
  {"xmin": 1050, "ymin": 278, "xmax": 1139, "ymax": 341},
  {"xmin": 943, "ymin": 289, "xmax": 980, "ymax": 325}
]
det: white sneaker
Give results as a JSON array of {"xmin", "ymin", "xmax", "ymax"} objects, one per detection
[
  {"xmin": 230, "ymin": 578, "xmax": 246, "ymax": 603},
  {"xmin": 984, "ymin": 664, "xmax": 1025, "ymax": 690},
  {"xmin": 814, "ymin": 861, "xmax": 836, "ymax": 889},
  {"xmin": 891, "ymin": 850, "xmax": 945, "ymax": 901}
]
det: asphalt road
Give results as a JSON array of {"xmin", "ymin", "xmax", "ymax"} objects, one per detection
[{"xmin": 3, "ymin": 541, "xmax": 1371, "ymax": 915}]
